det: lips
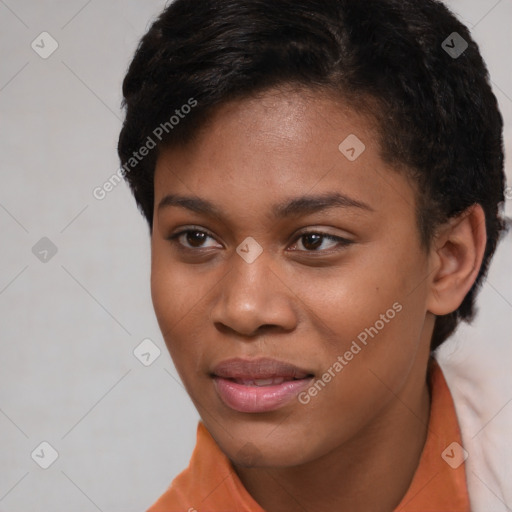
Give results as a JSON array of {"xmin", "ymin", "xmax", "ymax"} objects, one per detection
[
  {"xmin": 211, "ymin": 357, "xmax": 314, "ymax": 413},
  {"xmin": 211, "ymin": 357, "xmax": 312, "ymax": 381},
  {"xmin": 234, "ymin": 377, "xmax": 288, "ymax": 386}
]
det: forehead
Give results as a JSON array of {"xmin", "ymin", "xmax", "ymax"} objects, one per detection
[{"xmin": 153, "ymin": 87, "xmax": 415, "ymax": 221}]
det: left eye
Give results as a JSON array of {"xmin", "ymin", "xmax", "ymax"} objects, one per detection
[{"xmin": 290, "ymin": 232, "xmax": 352, "ymax": 252}]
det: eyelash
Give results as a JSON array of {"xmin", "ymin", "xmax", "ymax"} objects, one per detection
[{"xmin": 166, "ymin": 228, "xmax": 353, "ymax": 253}]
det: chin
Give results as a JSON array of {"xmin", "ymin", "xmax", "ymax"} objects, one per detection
[{"xmin": 224, "ymin": 435, "xmax": 313, "ymax": 469}]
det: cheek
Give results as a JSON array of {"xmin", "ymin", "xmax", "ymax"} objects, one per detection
[
  {"xmin": 309, "ymin": 253, "xmax": 419, "ymax": 334},
  {"xmin": 150, "ymin": 262, "xmax": 181, "ymax": 332},
  {"xmin": 304, "ymin": 240, "xmax": 428, "ymax": 378},
  {"xmin": 296, "ymin": 268, "xmax": 427, "ymax": 436},
  {"xmin": 150, "ymin": 238, "xmax": 209, "ymax": 324},
  {"xmin": 150, "ymin": 252, "xmax": 195, "ymax": 349},
  {"xmin": 150, "ymin": 246, "xmax": 218, "ymax": 374}
]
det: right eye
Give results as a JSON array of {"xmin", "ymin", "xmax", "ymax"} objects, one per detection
[{"xmin": 167, "ymin": 228, "xmax": 222, "ymax": 250}]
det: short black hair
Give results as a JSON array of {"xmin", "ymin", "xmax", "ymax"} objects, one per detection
[{"xmin": 118, "ymin": 0, "xmax": 506, "ymax": 350}]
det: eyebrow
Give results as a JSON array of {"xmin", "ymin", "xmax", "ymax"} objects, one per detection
[{"xmin": 157, "ymin": 192, "xmax": 374, "ymax": 219}]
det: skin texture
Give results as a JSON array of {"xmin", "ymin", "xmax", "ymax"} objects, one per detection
[{"xmin": 150, "ymin": 86, "xmax": 486, "ymax": 512}]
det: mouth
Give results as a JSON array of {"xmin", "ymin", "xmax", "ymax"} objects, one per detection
[
  {"xmin": 226, "ymin": 376, "xmax": 307, "ymax": 386},
  {"xmin": 211, "ymin": 357, "xmax": 314, "ymax": 413}
]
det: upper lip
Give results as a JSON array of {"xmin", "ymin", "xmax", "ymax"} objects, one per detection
[{"xmin": 211, "ymin": 357, "xmax": 313, "ymax": 380}]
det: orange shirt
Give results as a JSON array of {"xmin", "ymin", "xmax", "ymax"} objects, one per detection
[{"xmin": 147, "ymin": 360, "xmax": 470, "ymax": 512}]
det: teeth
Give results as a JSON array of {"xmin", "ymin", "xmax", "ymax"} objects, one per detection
[
  {"xmin": 236, "ymin": 377, "xmax": 286, "ymax": 386},
  {"xmin": 255, "ymin": 377, "xmax": 284, "ymax": 386}
]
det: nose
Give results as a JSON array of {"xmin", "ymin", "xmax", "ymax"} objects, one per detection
[{"xmin": 209, "ymin": 253, "xmax": 298, "ymax": 338}]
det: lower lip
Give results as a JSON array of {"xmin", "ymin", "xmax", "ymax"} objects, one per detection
[{"xmin": 213, "ymin": 376, "xmax": 313, "ymax": 413}]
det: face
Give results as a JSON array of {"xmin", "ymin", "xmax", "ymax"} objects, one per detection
[{"xmin": 150, "ymin": 87, "xmax": 434, "ymax": 468}]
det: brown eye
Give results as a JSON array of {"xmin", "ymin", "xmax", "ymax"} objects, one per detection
[
  {"xmin": 292, "ymin": 232, "xmax": 353, "ymax": 252},
  {"xmin": 301, "ymin": 233, "xmax": 323, "ymax": 250},
  {"xmin": 167, "ymin": 228, "xmax": 221, "ymax": 250},
  {"xmin": 185, "ymin": 231, "xmax": 208, "ymax": 247}
]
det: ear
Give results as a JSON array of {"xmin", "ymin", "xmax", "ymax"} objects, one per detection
[{"xmin": 426, "ymin": 204, "xmax": 487, "ymax": 316}]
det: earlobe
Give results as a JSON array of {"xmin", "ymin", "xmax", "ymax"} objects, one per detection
[{"xmin": 426, "ymin": 204, "xmax": 487, "ymax": 316}]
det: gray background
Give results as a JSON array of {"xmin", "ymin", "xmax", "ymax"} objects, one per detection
[{"xmin": 0, "ymin": 1, "xmax": 510, "ymax": 511}]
